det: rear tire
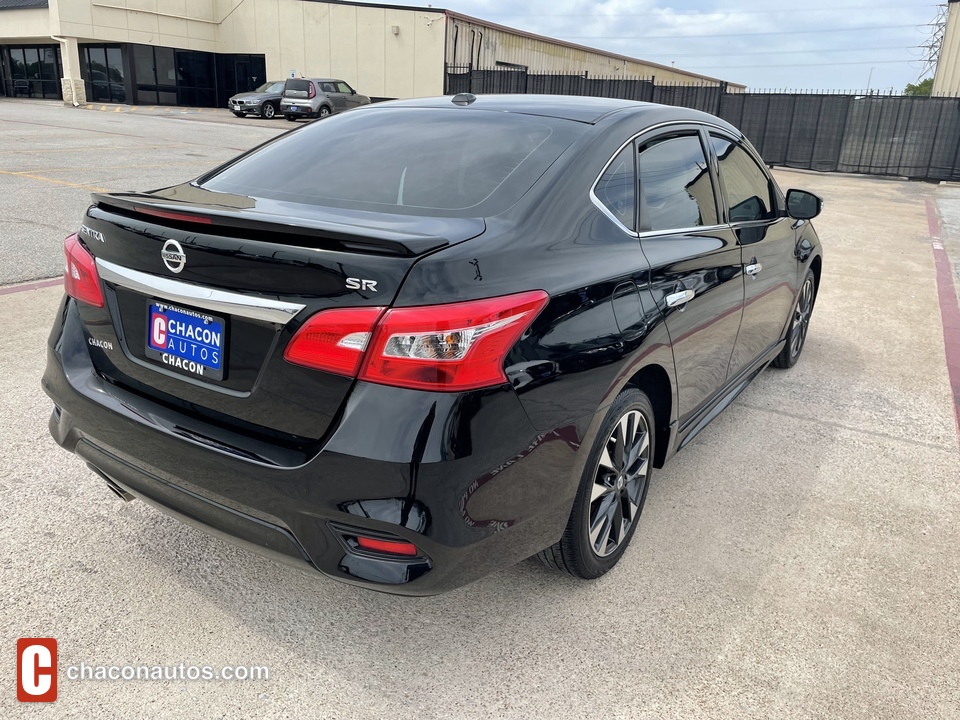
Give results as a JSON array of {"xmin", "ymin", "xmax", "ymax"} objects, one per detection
[
  {"xmin": 285, "ymin": 115, "xmax": 297, "ymax": 122},
  {"xmin": 318, "ymin": 106, "xmax": 331, "ymax": 119},
  {"xmin": 772, "ymin": 270, "xmax": 816, "ymax": 369},
  {"xmin": 537, "ymin": 387, "xmax": 655, "ymax": 579}
]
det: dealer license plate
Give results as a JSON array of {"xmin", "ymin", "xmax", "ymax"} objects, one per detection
[{"xmin": 144, "ymin": 301, "xmax": 226, "ymax": 381}]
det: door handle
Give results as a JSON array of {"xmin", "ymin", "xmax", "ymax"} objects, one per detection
[
  {"xmin": 745, "ymin": 262, "xmax": 763, "ymax": 277},
  {"xmin": 665, "ymin": 289, "xmax": 695, "ymax": 308}
]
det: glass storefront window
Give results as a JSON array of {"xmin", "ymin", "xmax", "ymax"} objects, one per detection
[
  {"xmin": 81, "ymin": 45, "xmax": 126, "ymax": 103},
  {"xmin": 4, "ymin": 45, "xmax": 62, "ymax": 99}
]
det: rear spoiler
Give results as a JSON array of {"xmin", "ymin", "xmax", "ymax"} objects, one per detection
[{"xmin": 90, "ymin": 192, "xmax": 483, "ymax": 257}]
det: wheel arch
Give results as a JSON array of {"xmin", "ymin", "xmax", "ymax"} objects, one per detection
[
  {"xmin": 623, "ymin": 363, "xmax": 672, "ymax": 469},
  {"xmin": 809, "ymin": 253, "xmax": 822, "ymax": 297}
]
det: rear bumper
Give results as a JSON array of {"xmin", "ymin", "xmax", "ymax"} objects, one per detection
[
  {"xmin": 280, "ymin": 102, "xmax": 313, "ymax": 114},
  {"xmin": 43, "ymin": 298, "xmax": 586, "ymax": 595}
]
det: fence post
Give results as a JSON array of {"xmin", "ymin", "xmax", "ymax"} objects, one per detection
[{"xmin": 924, "ymin": 99, "xmax": 947, "ymax": 180}]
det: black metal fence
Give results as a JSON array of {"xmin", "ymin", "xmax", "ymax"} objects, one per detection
[{"xmin": 445, "ymin": 66, "xmax": 960, "ymax": 182}]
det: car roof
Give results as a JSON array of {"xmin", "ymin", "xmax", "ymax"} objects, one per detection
[
  {"xmin": 371, "ymin": 94, "xmax": 726, "ymax": 125},
  {"xmin": 295, "ymin": 78, "xmax": 344, "ymax": 83}
]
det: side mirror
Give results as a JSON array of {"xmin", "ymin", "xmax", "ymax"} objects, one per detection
[{"xmin": 786, "ymin": 189, "xmax": 823, "ymax": 220}]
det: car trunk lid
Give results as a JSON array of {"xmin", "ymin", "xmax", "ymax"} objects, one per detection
[{"xmin": 79, "ymin": 186, "xmax": 484, "ymax": 444}]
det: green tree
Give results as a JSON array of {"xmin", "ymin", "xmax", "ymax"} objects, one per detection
[{"xmin": 904, "ymin": 78, "xmax": 934, "ymax": 96}]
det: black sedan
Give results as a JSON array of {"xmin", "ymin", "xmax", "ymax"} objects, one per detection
[
  {"xmin": 43, "ymin": 95, "xmax": 823, "ymax": 595},
  {"xmin": 228, "ymin": 81, "xmax": 285, "ymax": 119}
]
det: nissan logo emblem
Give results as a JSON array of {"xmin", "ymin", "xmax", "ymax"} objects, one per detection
[{"xmin": 161, "ymin": 239, "xmax": 186, "ymax": 274}]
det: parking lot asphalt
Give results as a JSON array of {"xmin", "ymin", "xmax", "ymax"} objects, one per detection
[{"xmin": 2, "ymin": 100, "xmax": 959, "ymax": 719}]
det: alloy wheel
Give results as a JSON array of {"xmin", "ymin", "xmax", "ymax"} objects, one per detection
[
  {"xmin": 790, "ymin": 277, "xmax": 814, "ymax": 358},
  {"xmin": 587, "ymin": 409, "xmax": 650, "ymax": 557},
  {"xmin": 262, "ymin": 103, "xmax": 275, "ymax": 119}
]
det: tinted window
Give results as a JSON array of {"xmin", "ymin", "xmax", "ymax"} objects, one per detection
[
  {"xmin": 595, "ymin": 144, "xmax": 635, "ymax": 230},
  {"xmin": 711, "ymin": 135, "xmax": 777, "ymax": 222},
  {"xmin": 321, "ymin": 82, "xmax": 336, "ymax": 93},
  {"xmin": 285, "ymin": 79, "xmax": 310, "ymax": 94},
  {"xmin": 202, "ymin": 108, "xmax": 586, "ymax": 217},
  {"xmin": 637, "ymin": 134, "xmax": 717, "ymax": 232}
]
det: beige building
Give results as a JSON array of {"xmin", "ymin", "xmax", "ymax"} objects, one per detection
[
  {"xmin": 0, "ymin": 0, "xmax": 743, "ymax": 107},
  {"xmin": 934, "ymin": 0, "xmax": 960, "ymax": 96}
]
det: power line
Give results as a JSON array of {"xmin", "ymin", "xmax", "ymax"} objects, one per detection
[
  {"xmin": 557, "ymin": 24, "xmax": 928, "ymax": 40},
  {"xmin": 482, "ymin": 4, "xmax": 932, "ymax": 17},
  {"xmin": 641, "ymin": 45, "xmax": 917, "ymax": 57},
  {"xmin": 685, "ymin": 59, "xmax": 924, "ymax": 69}
]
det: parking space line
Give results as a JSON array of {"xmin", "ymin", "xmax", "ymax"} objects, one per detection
[
  {"xmin": 926, "ymin": 198, "xmax": 960, "ymax": 444},
  {"xmin": 0, "ymin": 169, "xmax": 105, "ymax": 192},
  {"xmin": 13, "ymin": 161, "xmax": 215, "ymax": 174},
  {"xmin": 0, "ymin": 144, "xmax": 186, "ymax": 155}
]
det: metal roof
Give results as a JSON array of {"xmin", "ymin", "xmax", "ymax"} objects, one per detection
[{"xmin": 0, "ymin": 0, "xmax": 48, "ymax": 9}]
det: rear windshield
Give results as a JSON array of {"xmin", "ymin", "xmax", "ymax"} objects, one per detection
[
  {"xmin": 284, "ymin": 79, "xmax": 310, "ymax": 94},
  {"xmin": 200, "ymin": 107, "xmax": 586, "ymax": 217}
]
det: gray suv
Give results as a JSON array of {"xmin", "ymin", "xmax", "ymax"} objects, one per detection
[{"xmin": 280, "ymin": 78, "xmax": 371, "ymax": 121}]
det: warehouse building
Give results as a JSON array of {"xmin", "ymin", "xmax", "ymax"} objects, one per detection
[
  {"xmin": 934, "ymin": 0, "xmax": 960, "ymax": 96},
  {"xmin": 0, "ymin": 0, "xmax": 743, "ymax": 107}
]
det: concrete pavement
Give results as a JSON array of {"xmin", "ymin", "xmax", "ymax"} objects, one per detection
[{"xmin": 1, "ymin": 102, "xmax": 959, "ymax": 719}]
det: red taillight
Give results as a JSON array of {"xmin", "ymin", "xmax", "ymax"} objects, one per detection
[
  {"xmin": 136, "ymin": 206, "xmax": 212, "ymax": 224},
  {"xmin": 308, "ymin": 83, "xmax": 316, "ymax": 99},
  {"xmin": 284, "ymin": 291, "xmax": 549, "ymax": 392},
  {"xmin": 283, "ymin": 307, "xmax": 386, "ymax": 376},
  {"xmin": 356, "ymin": 536, "xmax": 419, "ymax": 556},
  {"xmin": 360, "ymin": 290, "xmax": 549, "ymax": 392},
  {"xmin": 63, "ymin": 233, "xmax": 104, "ymax": 308}
]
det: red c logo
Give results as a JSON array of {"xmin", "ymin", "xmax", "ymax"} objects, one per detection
[
  {"xmin": 17, "ymin": 638, "xmax": 57, "ymax": 702},
  {"xmin": 151, "ymin": 313, "xmax": 167, "ymax": 348}
]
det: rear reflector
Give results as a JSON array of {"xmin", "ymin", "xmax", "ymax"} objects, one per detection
[
  {"xmin": 283, "ymin": 307, "xmax": 386, "ymax": 377},
  {"xmin": 63, "ymin": 233, "xmax": 104, "ymax": 308},
  {"xmin": 360, "ymin": 290, "xmax": 549, "ymax": 392},
  {"xmin": 356, "ymin": 536, "xmax": 419, "ymax": 556}
]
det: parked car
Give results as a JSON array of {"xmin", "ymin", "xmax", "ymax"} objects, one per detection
[
  {"xmin": 228, "ymin": 81, "xmax": 285, "ymax": 119},
  {"xmin": 44, "ymin": 95, "xmax": 823, "ymax": 595},
  {"xmin": 280, "ymin": 77, "xmax": 370, "ymax": 121}
]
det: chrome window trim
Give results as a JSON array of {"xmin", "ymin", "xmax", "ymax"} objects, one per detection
[
  {"xmin": 96, "ymin": 258, "xmax": 306, "ymax": 325},
  {"xmin": 636, "ymin": 224, "xmax": 728, "ymax": 240},
  {"xmin": 590, "ymin": 120, "xmax": 735, "ymax": 239}
]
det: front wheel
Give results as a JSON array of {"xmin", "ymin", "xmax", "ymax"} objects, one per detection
[
  {"xmin": 772, "ymin": 270, "xmax": 816, "ymax": 369},
  {"xmin": 537, "ymin": 387, "xmax": 655, "ymax": 579},
  {"xmin": 260, "ymin": 102, "xmax": 276, "ymax": 119}
]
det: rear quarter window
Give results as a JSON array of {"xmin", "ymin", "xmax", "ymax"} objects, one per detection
[{"xmin": 201, "ymin": 108, "xmax": 587, "ymax": 218}]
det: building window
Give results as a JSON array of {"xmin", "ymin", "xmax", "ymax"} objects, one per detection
[
  {"xmin": 81, "ymin": 45, "xmax": 126, "ymax": 104},
  {"xmin": 130, "ymin": 44, "xmax": 216, "ymax": 107},
  {"xmin": 3, "ymin": 45, "xmax": 62, "ymax": 99}
]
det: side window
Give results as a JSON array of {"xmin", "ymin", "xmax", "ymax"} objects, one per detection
[
  {"xmin": 337, "ymin": 82, "xmax": 353, "ymax": 94},
  {"xmin": 321, "ymin": 82, "xmax": 336, "ymax": 93},
  {"xmin": 595, "ymin": 144, "xmax": 636, "ymax": 231},
  {"xmin": 710, "ymin": 135, "xmax": 777, "ymax": 223},
  {"xmin": 637, "ymin": 134, "xmax": 718, "ymax": 232}
]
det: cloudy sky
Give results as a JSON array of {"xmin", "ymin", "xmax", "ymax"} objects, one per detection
[{"xmin": 388, "ymin": 0, "xmax": 942, "ymax": 91}]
